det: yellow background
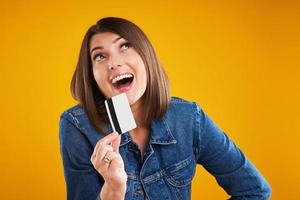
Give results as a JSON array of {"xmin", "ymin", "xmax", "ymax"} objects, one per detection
[{"xmin": 0, "ymin": 0, "xmax": 299, "ymax": 199}]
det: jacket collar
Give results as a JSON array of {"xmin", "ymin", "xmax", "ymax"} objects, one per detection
[{"xmin": 120, "ymin": 117, "xmax": 177, "ymax": 146}]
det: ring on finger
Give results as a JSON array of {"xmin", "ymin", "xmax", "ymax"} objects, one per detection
[{"xmin": 103, "ymin": 152, "xmax": 112, "ymax": 164}]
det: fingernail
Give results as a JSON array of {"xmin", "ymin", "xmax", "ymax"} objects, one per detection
[{"xmin": 112, "ymin": 132, "xmax": 118, "ymax": 135}]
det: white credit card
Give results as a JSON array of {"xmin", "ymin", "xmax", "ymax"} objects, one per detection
[{"xmin": 104, "ymin": 93, "xmax": 137, "ymax": 134}]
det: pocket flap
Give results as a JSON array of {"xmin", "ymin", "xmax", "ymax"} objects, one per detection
[{"xmin": 163, "ymin": 155, "xmax": 196, "ymax": 187}]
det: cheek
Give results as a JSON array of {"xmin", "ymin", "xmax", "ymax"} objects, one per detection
[
  {"xmin": 138, "ymin": 61, "xmax": 147, "ymax": 84},
  {"xmin": 93, "ymin": 68, "xmax": 107, "ymax": 90},
  {"xmin": 93, "ymin": 68, "xmax": 102, "ymax": 84}
]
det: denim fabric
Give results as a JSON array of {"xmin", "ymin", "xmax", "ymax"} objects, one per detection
[{"xmin": 59, "ymin": 97, "xmax": 271, "ymax": 200}]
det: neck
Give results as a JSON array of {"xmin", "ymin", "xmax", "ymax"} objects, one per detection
[{"xmin": 131, "ymin": 98, "xmax": 146, "ymax": 128}]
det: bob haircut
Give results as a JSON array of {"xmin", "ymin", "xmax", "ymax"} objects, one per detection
[{"xmin": 71, "ymin": 17, "xmax": 170, "ymax": 134}]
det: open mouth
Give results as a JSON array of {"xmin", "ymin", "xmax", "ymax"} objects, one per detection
[{"xmin": 111, "ymin": 74, "xmax": 134, "ymax": 90}]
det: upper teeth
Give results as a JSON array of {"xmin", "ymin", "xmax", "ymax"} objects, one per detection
[{"xmin": 111, "ymin": 74, "xmax": 133, "ymax": 84}]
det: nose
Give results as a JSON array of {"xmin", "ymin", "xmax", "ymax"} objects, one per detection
[{"xmin": 107, "ymin": 53, "xmax": 124, "ymax": 70}]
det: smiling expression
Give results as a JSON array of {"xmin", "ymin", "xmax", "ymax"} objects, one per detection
[{"xmin": 89, "ymin": 32, "xmax": 147, "ymax": 105}]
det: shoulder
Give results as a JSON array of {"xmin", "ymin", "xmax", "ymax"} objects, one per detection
[
  {"xmin": 164, "ymin": 96, "xmax": 207, "ymax": 132},
  {"xmin": 162, "ymin": 97, "xmax": 203, "ymax": 129},
  {"xmin": 60, "ymin": 104, "xmax": 85, "ymax": 124},
  {"xmin": 59, "ymin": 104, "xmax": 103, "ymax": 147},
  {"xmin": 167, "ymin": 96, "xmax": 202, "ymax": 115},
  {"xmin": 169, "ymin": 96, "xmax": 200, "ymax": 107},
  {"xmin": 59, "ymin": 104, "xmax": 86, "ymax": 142},
  {"xmin": 59, "ymin": 105, "xmax": 97, "ymax": 170}
]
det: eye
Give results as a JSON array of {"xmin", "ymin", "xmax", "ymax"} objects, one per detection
[
  {"xmin": 120, "ymin": 42, "xmax": 131, "ymax": 50},
  {"xmin": 93, "ymin": 54, "xmax": 105, "ymax": 62}
]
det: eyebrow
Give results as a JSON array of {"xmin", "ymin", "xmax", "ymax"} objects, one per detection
[{"xmin": 90, "ymin": 36, "xmax": 123, "ymax": 54}]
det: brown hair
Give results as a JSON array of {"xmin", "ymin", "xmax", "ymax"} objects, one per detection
[{"xmin": 71, "ymin": 17, "xmax": 170, "ymax": 134}]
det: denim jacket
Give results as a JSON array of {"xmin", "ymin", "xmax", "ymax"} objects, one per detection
[{"xmin": 59, "ymin": 97, "xmax": 271, "ymax": 200}]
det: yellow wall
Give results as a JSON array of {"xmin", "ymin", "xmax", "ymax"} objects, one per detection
[{"xmin": 1, "ymin": 0, "xmax": 299, "ymax": 199}]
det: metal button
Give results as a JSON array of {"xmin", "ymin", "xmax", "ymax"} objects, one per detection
[{"xmin": 134, "ymin": 189, "xmax": 144, "ymax": 195}]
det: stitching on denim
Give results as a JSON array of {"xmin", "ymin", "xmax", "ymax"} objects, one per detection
[
  {"xmin": 163, "ymin": 156, "xmax": 196, "ymax": 187},
  {"xmin": 193, "ymin": 103, "xmax": 201, "ymax": 161},
  {"xmin": 63, "ymin": 111, "xmax": 87, "ymax": 134},
  {"xmin": 171, "ymin": 96, "xmax": 195, "ymax": 104},
  {"xmin": 163, "ymin": 156, "xmax": 193, "ymax": 174},
  {"xmin": 162, "ymin": 119, "xmax": 177, "ymax": 143},
  {"xmin": 143, "ymin": 171, "xmax": 162, "ymax": 183},
  {"xmin": 127, "ymin": 173, "xmax": 140, "ymax": 181},
  {"xmin": 72, "ymin": 108, "xmax": 84, "ymax": 116}
]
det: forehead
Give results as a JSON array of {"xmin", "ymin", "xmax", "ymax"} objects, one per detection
[{"xmin": 89, "ymin": 32, "xmax": 122, "ymax": 49}]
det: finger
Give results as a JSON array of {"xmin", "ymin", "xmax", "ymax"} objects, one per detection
[
  {"xmin": 105, "ymin": 151, "xmax": 117, "ymax": 164},
  {"xmin": 100, "ymin": 150, "xmax": 118, "ymax": 175},
  {"xmin": 109, "ymin": 153, "xmax": 124, "ymax": 168},
  {"xmin": 96, "ymin": 145, "xmax": 114, "ymax": 162},
  {"xmin": 100, "ymin": 132, "xmax": 119, "ymax": 145},
  {"xmin": 101, "ymin": 152, "xmax": 119, "ymax": 178},
  {"xmin": 91, "ymin": 145, "xmax": 114, "ymax": 174},
  {"xmin": 111, "ymin": 134, "xmax": 121, "ymax": 154},
  {"xmin": 91, "ymin": 144, "xmax": 113, "ymax": 166},
  {"xmin": 92, "ymin": 132, "xmax": 118, "ymax": 155}
]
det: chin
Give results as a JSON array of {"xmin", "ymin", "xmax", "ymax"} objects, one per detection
[
  {"xmin": 126, "ymin": 95, "xmax": 136, "ymax": 105},
  {"xmin": 126, "ymin": 93, "xmax": 141, "ymax": 106}
]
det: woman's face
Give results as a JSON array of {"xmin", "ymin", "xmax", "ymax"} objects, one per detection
[{"xmin": 89, "ymin": 32, "xmax": 147, "ymax": 105}]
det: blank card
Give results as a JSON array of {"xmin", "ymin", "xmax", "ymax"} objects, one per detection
[{"xmin": 104, "ymin": 93, "xmax": 137, "ymax": 134}]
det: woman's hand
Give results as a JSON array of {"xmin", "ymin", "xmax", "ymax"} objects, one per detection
[{"xmin": 91, "ymin": 132, "xmax": 127, "ymax": 199}]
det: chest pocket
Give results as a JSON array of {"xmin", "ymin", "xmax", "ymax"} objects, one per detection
[{"xmin": 162, "ymin": 155, "xmax": 196, "ymax": 200}]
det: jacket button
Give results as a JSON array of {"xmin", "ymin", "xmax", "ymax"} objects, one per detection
[{"xmin": 134, "ymin": 189, "xmax": 144, "ymax": 195}]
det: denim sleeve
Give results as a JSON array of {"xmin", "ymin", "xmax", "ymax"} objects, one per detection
[
  {"xmin": 193, "ymin": 104, "xmax": 271, "ymax": 199},
  {"xmin": 59, "ymin": 114, "xmax": 104, "ymax": 200}
]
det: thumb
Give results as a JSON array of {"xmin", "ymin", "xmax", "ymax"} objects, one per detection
[{"xmin": 111, "ymin": 134, "xmax": 121, "ymax": 154}]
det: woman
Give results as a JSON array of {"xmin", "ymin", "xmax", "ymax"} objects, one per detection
[{"xmin": 59, "ymin": 17, "xmax": 271, "ymax": 200}]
